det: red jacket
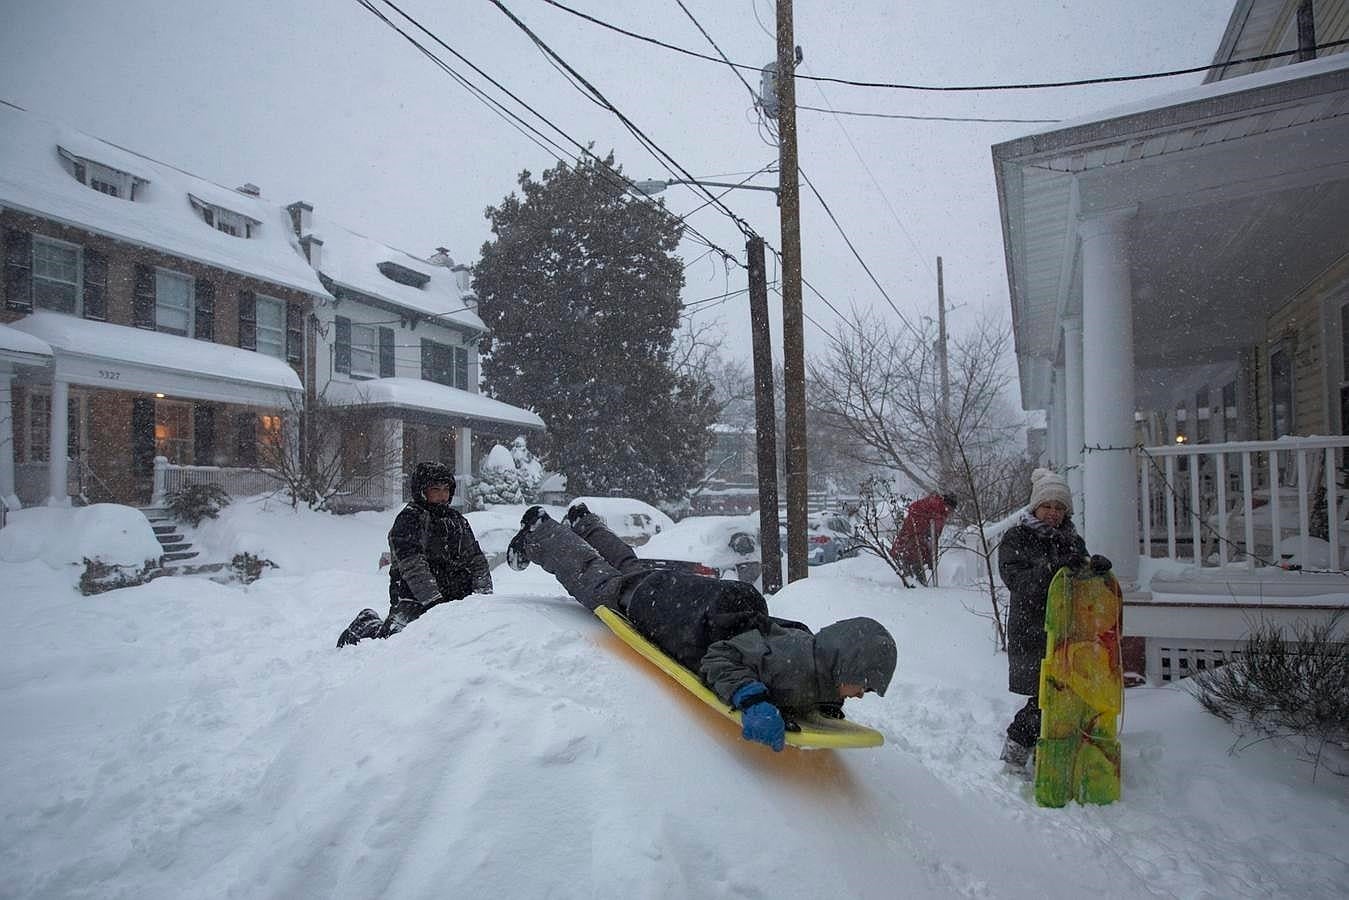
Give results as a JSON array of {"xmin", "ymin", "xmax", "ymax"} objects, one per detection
[{"xmin": 892, "ymin": 494, "xmax": 952, "ymax": 564}]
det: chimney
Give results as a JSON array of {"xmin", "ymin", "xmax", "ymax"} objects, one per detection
[
  {"xmin": 237, "ymin": 182, "xmax": 261, "ymax": 197},
  {"xmin": 300, "ymin": 234, "xmax": 323, "ymax": 270},
  {"xmin": 427, "ymin": 246, "xmax": 454, "ymax": 267},
  {"xmin": 286, "ymin": 201, "xmax": 313, "ymax": 237},
  {"xmin": 450, "ymin": 263, "xmax": 473, "ymax": 294}
]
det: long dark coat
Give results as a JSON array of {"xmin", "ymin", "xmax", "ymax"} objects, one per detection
[
  {"xmin": 997, "ymin": 514, "xmax": 1087, "ymax": 695},
  {"xmin": 388, "ymin": 501, "xmax": 492, "ymax": 605}
]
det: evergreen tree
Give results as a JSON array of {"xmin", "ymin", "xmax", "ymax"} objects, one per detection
[{"xmin": 474, "ymin": 154, "xmax": 716, "ymax": 501}]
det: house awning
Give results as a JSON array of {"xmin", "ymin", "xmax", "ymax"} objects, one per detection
[
  {"xmin": 993, "ymin": 53, "xmax": 1349, "ymax": 410},
  {"xmin": 10, "ymin": 311, "xmax": 302, "ymax": 406},
  {"xmin": 324, "ymin": 377, "xmax": 545, "ymax": 433},
  {"xmin": 0, "ymin": 322, "xmax": 53, "ymax": 369}
]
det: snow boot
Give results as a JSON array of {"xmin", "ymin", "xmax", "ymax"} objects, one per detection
[
  {"xmin": 507, "ymin": 506, "xmax": 551, "ymax": 571},
  {"xmin": 336, "ymin": 608, "xmax": 383, "ymax": 648},
  {"xmin": 1000, "ymin": 737, "xmax": 1035, "ymax": 779}
]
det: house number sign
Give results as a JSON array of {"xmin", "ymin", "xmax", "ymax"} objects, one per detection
[{"xmin": 97, "ymin": 369, "xmax": 122, "ymax": 381}]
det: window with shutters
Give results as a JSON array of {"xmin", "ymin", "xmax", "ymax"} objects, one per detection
[
  {"xmin": 254, "ymin": 295, "xmax": 286, "ymax": 359},
  {"xmin": 188, "ymin": 195, "xmax": 259, "ymax": 238},
  {"xmin": 58, "ymin": 148, "xmax": 144, "ymax": 200},
  {"xmin": 350, "ymin": 323, "xmax": 377, "ymax": 378},
  {"xmin": 154, "ymin": 268, "xmax": 194, "ymax": 336},
  {"xmin": 154, "ymin": 400, "xmax": 193, "ymax": 465},
  {"xmin": 32, "ymin": 236, "xmax": 82, "ymax": 314},
  {"xmin": 421, "ymin": 338, "xmax": 454, "ymax": 387}
]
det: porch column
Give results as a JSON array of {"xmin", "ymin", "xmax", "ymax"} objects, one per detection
[
  {"xmin": 455, "ymin": 426, "xmax": 473, "ymax": 504},
  {"xmin": 0, "ymin": 372, "xmax": 18, "ymax": 510},
  {"xmin": 1052, "ymin": 364, "xmax": 1068, "ymax": 469},
  {"xmin": 1079, "ymin": 209, "xmax": 1139, "ymax": 585},
  {"xmin": 46, "ymin": 377, "xmax": 70, "ymax": 506},
  {"xmin": 383, "ymin": 417, "xmax": 404, "ymax": 509},
  {"xmin": 1062, "ymin": 317, "xmax": 1085, "ymax": 517}
]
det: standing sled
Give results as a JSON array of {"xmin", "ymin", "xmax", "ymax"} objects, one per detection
[{"xmin": 1034, "ymin": 566, "xmax": 1123, "ymax": 807}]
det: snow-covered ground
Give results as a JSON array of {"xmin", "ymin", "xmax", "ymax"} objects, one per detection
[{"xmin": 1, "ymin": 499, "xmax": 1345, "ymax": 899}]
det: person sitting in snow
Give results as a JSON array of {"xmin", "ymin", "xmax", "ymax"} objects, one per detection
[
  {"xmin": 996, "ymin": 467, "xmax": 1110, "ymax": 775},
  {"xmin": 336, "ymin": 462, "xmax": 492, "ymax": 647},
  {"xmin": 891, "ymin": 492, "xmax": 959, "ymax": 586},
  {"xmin": 506, "ymin": 503, "xmax": 897, "ymax": 752}
]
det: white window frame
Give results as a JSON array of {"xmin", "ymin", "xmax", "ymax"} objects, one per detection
[
  {"xmin": 154, "ymin": 268, "xmax": 194, "ymax": 337},
  {"xmin": 154, "ymin": 399, "xmax": 194, "ymax": 466},
  {"xmin": 1269, "ymin": 342, "xmax": 1296, "ymax": 439},
  {"xmin": 31, "ymin": 235, "xmax": 82, "ymax": 315},
  {"xmin": 350, "ymin": 323, "xmax": 378, "ymax": 378},
  {"xmin": 255, "ymin": 295, "xmax": 286, "ymax": 360},
  {"xmin": 85, "ymin": 160, "xmax": 132, "ymax": 199}
]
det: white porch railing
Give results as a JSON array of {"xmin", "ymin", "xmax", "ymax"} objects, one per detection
[
  {"xmin": 151, "ymin": 457, "xmax": 284, "ymax": 506},
  {"xmin": 1140, "ymin": 436, "xmax": 1349, "ymax": 571}
]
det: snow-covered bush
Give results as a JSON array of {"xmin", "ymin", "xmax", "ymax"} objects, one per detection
[
  {"xmin": 509, "ymin": 436, "xmax": 543, "ymax": 502},
  {"xmin": 471, "ymin": 444, "xmax": 527, "ymax": 507},
  {"xmin": 167, "ymin": 483, "xmax": 231, "ymax": 526}
]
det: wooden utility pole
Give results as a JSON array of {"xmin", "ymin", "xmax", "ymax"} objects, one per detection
[
  {"xmin": 1297, "ymin": 0, "xmax": 1317, "ymax": 61},
  {"xmin": 776, "ymin": 0, "xmax": 808, "ymax": 582},
  {"xmin": 747, "ymin": 236, "xmax": 782, "ymax": 593}
]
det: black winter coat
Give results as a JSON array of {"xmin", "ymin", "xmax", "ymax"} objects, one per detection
[
  {"xmin": 997, "ymin": 514, "xmax": 1087, "ymax": 695},
  {"xmin": 388, "ymin": 500, "xmax": 492, "ymax": 605}
]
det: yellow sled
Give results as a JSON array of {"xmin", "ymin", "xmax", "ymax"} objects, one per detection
[
  {"xmin": 1034, "ymin": 567, "xmax": 1124, "ymax": 807},
  {"xmin": 594, "ymin": 606, "xmax": 884, "ymax": 749}
]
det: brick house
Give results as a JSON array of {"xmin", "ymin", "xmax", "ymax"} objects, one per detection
[{"xmin": 0, "ymin": 103, "xmax": 327, "ymax": 508}]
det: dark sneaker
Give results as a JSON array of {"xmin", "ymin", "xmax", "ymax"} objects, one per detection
[
  {"xmin": 1000, "ymin": 737, "xmax": 1034, "ymax": 779},
  {"xmin": 563, "ymin": 502, "xmax": 591, "ymax": 528},
  {"xmin": 336, "ymin": 608, "xmax": 383, "ymax": 648}
]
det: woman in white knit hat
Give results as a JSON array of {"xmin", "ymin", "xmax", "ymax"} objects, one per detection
[{"xmin": 995, "ymin": 467, "xmax": 1109, "ymax": 774}]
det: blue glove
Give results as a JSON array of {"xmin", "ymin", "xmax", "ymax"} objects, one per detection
[{"xmin": 741, "ymin": 701, "xmax": 786, "ymax": 751}]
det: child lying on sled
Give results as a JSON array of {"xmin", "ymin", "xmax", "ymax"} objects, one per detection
[{"xmin": 508, "ymin": 504, "xmax": 897, "ymax": 751}]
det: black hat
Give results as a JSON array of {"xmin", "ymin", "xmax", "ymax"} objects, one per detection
[{"xmin": 410, "ymin": 461, "xmax": 456, "ymax": 500}]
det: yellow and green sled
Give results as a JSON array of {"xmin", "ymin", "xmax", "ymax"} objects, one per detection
[
  {"xmin": 1034, "ymin": 567, "xmax": 1123, "ymax": 807},
  {"xmin": 595, "ymin": 606, "xmax": 884, "ymax": 750}
]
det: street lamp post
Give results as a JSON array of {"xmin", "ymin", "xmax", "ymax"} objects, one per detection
[{"xmin": 631, "ymin": 178, "xmax": 779, "ymax": 199}]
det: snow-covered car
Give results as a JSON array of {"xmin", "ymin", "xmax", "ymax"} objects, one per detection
[
  {"xmin": 780, "ymin": 511, "xmax": 863, "ymax": 566},
  {"xmin": 639, "ymin": 514, "xmax": 763, "ymax": 583},
  {"xmin": 568, "ymin": 496, "xmax": 674, "ymax": 546}
]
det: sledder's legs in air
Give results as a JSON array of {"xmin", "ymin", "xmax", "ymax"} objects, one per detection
[{"xmin": 507, "ymin": 504, "xmax": 642, "ymax": 612}]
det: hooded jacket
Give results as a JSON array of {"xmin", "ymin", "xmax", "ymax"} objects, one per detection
[
  {"xmin": 997, "ymin": 511, "xmax": 1087, "ymax": 695},
  {"xmin": 699, "ymin": 616, "xmax": 897, "ymax": 715},
  {"xmin": 389, "ymin": 463, "xmax": 491, "ymax": 604}
]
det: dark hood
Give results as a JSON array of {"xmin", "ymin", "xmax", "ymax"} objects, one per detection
[
  {"xmin": 409, "ymin": 461, "xmax": 456, "ymax": 510},
  {"xmin": 813, "ymin": 617, "xmax": 897, "ymax": 697}
]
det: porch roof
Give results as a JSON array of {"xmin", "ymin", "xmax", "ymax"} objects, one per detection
[
  {"xmin": 0, "ymin": 322, "xmax": 52, "ymax": 368},
  {"xmin": 323, "ymin": 377, "xmax": 545, "ymax": 432},
  {"xmin": 993, "ymin": 53, "xmax": 1349, "ymax": 410},
  {"xmin": 10, "ymin": 311, "xmax": 302, "ymax": 406}
]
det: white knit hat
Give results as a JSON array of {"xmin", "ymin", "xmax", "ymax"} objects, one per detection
[{"xmin": 1028, "ymin": 467, "xmax": 1072, "ymax": 515}]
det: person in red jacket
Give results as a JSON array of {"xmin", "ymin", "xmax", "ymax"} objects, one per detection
[{"xmin": 891, "ymin": 492, "xmax": 958, "ymax": 585}]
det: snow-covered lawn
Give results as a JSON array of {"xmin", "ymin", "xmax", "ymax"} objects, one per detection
[{"xmin": 1, "ymin": 500, "xmax": 1345, "ymax": 898}]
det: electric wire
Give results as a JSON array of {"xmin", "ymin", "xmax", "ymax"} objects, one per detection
[
  {"xmin": 796, "ymin": 103, "xmax": 1061, "ymax": 124},
  {"xmin": 537, "ymin": 2, "xmax": 1349, "ymax": 92},
  {"xmin": 490, "ymin": 0, "xmax": 756, "ymax": 240}
]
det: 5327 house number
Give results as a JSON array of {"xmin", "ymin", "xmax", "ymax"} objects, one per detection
[{"xmin": 98, "ymin": 369, "xmax": 121, "ymax": 381}]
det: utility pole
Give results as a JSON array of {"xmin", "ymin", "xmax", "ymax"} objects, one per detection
[
  {"xmin": 776, "ymin": 0, "xmax": 808, "ymax": 582},
  {"xmin": 747, "ymin": 237, "xmax": 782, "ymax": 593},
  {"xmin": 937, "ymin": 256, "xmax": 950, "ymax": 481},
  {"xmin": 1297, "ymin": 0, "xmax": 1317, "ymax": 62}
]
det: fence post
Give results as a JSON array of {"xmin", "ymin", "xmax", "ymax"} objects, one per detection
[{"xmin": 151, "ymin": 456, "xmax": 169, "ymax": 507}]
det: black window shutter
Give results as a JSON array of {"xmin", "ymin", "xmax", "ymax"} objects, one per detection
[
  {"xmin": 193, "ymin": 280, "xmax": 215, "ymax": 341},
  {"xmin": 420, "ymin": 339, "xmax": 433, "ymax": 382},
  {"xmin": 82, "ymin": 248, "xmax": 107, "ymax": 321},
  {"xmin": 133, "ymin": 264, "xmax": 156, "ymax": 329},
  {"xmin": 334, "ymin": 316, "xmax": 352, "ymax": 374},
  {"xmin": 193, "ymin": 404, "xmax": 215, "ymax": 466},
  {"xmin": 235, "ymin": 413, "xmax": 257, "ymax": 467},
  {"xmin": 285, "ymin": 303, "xmax": 303, "ymax": 363},
  {"xmin": 238, "ymin": 290, "xmax": 256, "ymax": 350},
  {"xmin": 4, "ymin": 229, "xmax": 33, "ymax": 312},
  {"xmin": 378, "ymin": 327, "xmax": 395, "ymax": 377},
  {"xmin": 454, "ymin": 346, "xmax": 469, "ymax": 390},
  {"xmin": 131, "ymin": 398, "xmax": 156, "ymax": 477}
]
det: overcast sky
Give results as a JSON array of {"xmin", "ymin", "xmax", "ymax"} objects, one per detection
[{"xmin": 1, "ymin": 0, "xmax": 1233, "ymax": 365}]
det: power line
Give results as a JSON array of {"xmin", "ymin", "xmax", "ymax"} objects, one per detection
[
  {"xmin": 490, "ymin": 0, "xmax": 757, "ymax": 240},
  {"xmin": 673, "ymin": 0, "xmax": 761, "ymax": 107},
  {"xmin": 797, "ymin": 104, "xmax": 1060, "ymax": 124},
  {"xmin": 537, "ymin": 1, "xmax": 1349, "ymax": 92},
  {"xmin": 361, "ymin": 0, "xmax": 740, "ymax": 264}
]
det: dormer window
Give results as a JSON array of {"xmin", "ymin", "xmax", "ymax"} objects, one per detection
[
  {"xmin": 188, "ymin": 194, "xmax": 260, "ymax": 238},
  {"xmin": 57, "ymin": 147, "xmax": 148, "ymax": 200},
  {"xmin": 377, "ymin": 260, "xmax": 431, "ymax": 289}
]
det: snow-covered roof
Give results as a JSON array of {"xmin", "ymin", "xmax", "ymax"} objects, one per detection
[
  {"xmin": 324, "ymin": 376, "xmax": 543, "ymax": 430},
  {"xmin": 314, "ymin": 218, "xmax": 485, "ymax": 331},
  {"xmin": 0, "ymin": 104, "xmax": 328, "ymax": 298},
  {"xmin": 11, "ymin": 311, "xmax": 302, "ymax": 394},
  {"xmin": 0, "ymin": 322, "xmax": 52, "ymax": 361}
]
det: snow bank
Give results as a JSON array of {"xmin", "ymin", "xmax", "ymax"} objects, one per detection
[{"xmin": 0, "ymin": 504, "xmax": 161, "ymax": 570}]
